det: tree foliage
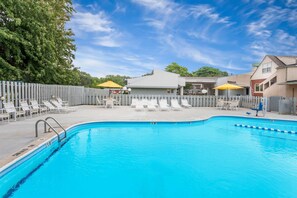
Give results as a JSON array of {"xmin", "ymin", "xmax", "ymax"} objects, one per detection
[
  {"xmin": 0, "ymin": 0, "xmax": 76, "ymax": 84},
  {"xmin": 165, "ymin": 62, "xmax": 191, "ymax": 77},
  {"xmin": 92, "ymin": 75, "xmax": 130, "ymax": 88},
  {"xmin": 192, "ymin": 66, "xmax": 228, "ymax": 77},
  {"xmin": 165, "ymin": 63, "xmax": 228, "ymax": 77}
]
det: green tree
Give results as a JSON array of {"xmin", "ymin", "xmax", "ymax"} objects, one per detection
[
  {"xmin": 192, "ymin": 66, "xmax": 228, "ymax": 77},
  {"xmin": 91, "ymin": 75, "xmax": 130, "ymax": 88},
  {"xmin": 165, "ymin": 62, "xmax": 191, "ymax": 76},
  {"xmin": 0, "ymin": 0, "xmax": 76, "ymax": 84}
]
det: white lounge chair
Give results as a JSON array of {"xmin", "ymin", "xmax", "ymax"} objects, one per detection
[
  {"xmin": 181, "ymin": 99, "xmax": 191, "ymax": 108},
  {"xmin": 50, "ymin": 100, "xmax": 75, "ymax": 112},
  {"xmin": 147, "ymin": 101, "xmax": 157, "ymax": 111},
  {"xmin": 114, "ymin": 98, "xmax": 121, "ymax": 106},
  {"xmin": 56, "ymin": 97, "xmax": 69, "ymax": 107},
  {"xmin": 149, "ymin": 99, "xmax": 159, "ymax": 107},
  {"xmin": 3, "ymin": 102, "xmax": 25, "ymax": 121},
  {"xmin": 141, "ymin": 99, "xmax": 149, "ymax": 108},
  {"xmin": 96, "ymin": 97, "xmax": 104, "ymax": 106},
  {"xmin": 216, "ymin": 99, "xmax": 226, "ymax": 110},
  {"xmin": 171, "ymin": 99, "xmax": 182, "ymax": 111},
  {"xmin": 131, "ymin": 99, "xmax": 139, "ymax": 108},
  {"xmin": 105, "ymin": 99, "xmax": 114, "ymax": 108},
  {"xmin": 30, "ymin": 100, "xmax": 48, "ymax": 114},
  {"xmin": 159, "ymin": 99, "xmax": 170, "ymax": 111},
  {"xmin": 135, "ymin": 101, "xmax": 144, "ymax": 111},
  {"xmin": 0, "ymin": 109, "xmax": 10, "ymax": 123},
  {"xmin": 43, "ymin": 100, "xmax": 63, "ymax": 113},
  {"xmin": 229, "ymin": 100, "xmax": 239, "ymax": 110},
  {"xmin": 20, "ymin": 100, "xmax": 38, "ymax": 117}
]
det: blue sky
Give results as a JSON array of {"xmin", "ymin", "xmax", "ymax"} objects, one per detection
[{"xmin": 68, "ymin": 0, "xmax": 297, "ymax": 77}]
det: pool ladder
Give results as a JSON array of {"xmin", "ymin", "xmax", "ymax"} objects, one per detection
[{"xmin": 35, "ymin": 117, "xmax": 67, "ymax": 142}]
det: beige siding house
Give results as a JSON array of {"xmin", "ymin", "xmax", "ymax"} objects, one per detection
[
  {"xmin": 251, "ymin": 55, "xmax": 297, "ymax": 97},
  {"xmin": 215, "ymin": 73, "xmax": 251, "ymax": 96},
  {"xmin": 126, "ymin": 70, "xmax": 186, "ymax": 95}
]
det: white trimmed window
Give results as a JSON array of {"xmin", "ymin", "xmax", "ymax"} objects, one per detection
[
  {"xmin": 254, "ymin": 83, "xmax": 263, "ymax": 92},
  {"xmin": 262, "ymin": 62, "xmax": 272, "ymax": 74}
]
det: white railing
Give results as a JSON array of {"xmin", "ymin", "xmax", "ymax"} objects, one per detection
[{"xmin": 1, "ymin": 81, "xmax": 262, "ymax": 109}]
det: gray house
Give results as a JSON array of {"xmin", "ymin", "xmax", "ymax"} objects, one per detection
[{"xmin": 126, "ymin": 70, "xmax": 186, "ymax": 95}]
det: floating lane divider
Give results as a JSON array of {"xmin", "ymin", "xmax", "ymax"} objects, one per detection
[{"xmin": 234, "ymin": 124, "xmax": 296, "ymax": 134}]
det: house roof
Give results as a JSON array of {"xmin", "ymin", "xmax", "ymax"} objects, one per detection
[
  {"xmin": 127, "ymin": 69, "xmax": 186, "ymax": 89},
  {"xmin": 251, "ymin": 55, "xmax": 297, "ymax": 78},
  {"xmin": 267, "ymin": 55, "xmax": 286, "ymax": 67}
]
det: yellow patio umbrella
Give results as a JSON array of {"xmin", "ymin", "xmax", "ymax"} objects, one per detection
[
  {"xmin": 214, "ymin": 83, "xmax": 243, "ymax": 90},
  {"xmin": 97, "ymin": 80, "xmax": 122, "ymax": 96},
  {"xmin": 97, "ymin": 80, "xmax": 122, "ymax": 88},
  {"xmin": 214, "ymin": 83, "xmax": 243, "ymax": 99}
]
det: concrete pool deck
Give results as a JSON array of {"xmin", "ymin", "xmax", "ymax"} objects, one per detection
[{"xmin": 0, "ymin": 105, "xmax": 296, "ymax": 167}]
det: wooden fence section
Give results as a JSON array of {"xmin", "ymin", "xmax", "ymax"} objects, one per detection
[
  {"xmin": 0, "ymin": 81, "xmax": 262, "ymax": 109},
  {"xmin": 0, "ymin": 81, "xmax": 84, "ymax": 108}
]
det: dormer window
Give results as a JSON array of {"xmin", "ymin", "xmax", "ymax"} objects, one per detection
[{"xmin": 262, "ymin": 62, "xmax": 272, "ymax": 74}]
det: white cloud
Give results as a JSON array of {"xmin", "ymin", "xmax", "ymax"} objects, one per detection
[
  {"xmin": 114, "ymin": 3, "xmax": 126, "ymax": 13},
  {"xmin": 94, "ymin": 33, "xmax": 123, "ymax": 47},
  {"xmin": 247, "ymin": 6, "xmax": 297, "ymax": 37},
  {"xmin": 131, "ymin": 0, "xmax": 176, "ymax": 15},
  {"xmin": 74, "ymin": 47, "xmax": 163, "ymax": 77},
  {"xmin": 247, "ymin": 6, "xmax": 287, "ymax": 37},
  {"xmin": 248, "ymin": 30, "xmax": 297, "ymax": 57},
  {"xmin": 71, "ymin": 11, "xmax": 113, "ymax": 33},
  {"xmin": 69, "ymin": 5, "xmax": 125, "ymax": 48},
  {"xmin": 286, "ymin": 0, "xmax": 297, "ymax": 7},
  {"xmin": 188, "ymin": 5, "xmax": 231, "ymax": 24}
]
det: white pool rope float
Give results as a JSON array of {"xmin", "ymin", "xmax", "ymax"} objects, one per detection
[{"xmin": 234, "ymin": 124, "xmax": 296, "ymax": 134}]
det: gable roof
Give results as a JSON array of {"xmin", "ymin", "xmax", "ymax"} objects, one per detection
[
  {"xmin": 251, "ymin": 55, "xmax": 297, "ymax": 78},
  {"xmin": 127, "ymin": 69, "xmax": 185, "ymax": 89}
]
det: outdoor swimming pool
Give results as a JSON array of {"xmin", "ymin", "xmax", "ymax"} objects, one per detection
[{"xmin": 1, "ymin": 116, "xmax": 297, "ymax": 197}]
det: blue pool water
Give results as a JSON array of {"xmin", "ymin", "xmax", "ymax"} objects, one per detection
[{"xmin": 2, "ymin": 117, "xmax": 297, "ymax": 197}]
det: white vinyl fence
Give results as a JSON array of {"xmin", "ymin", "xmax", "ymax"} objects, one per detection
[
  {"xmin": 0, "ymin": 81, "xmax": 85, "ymax": 108},
  {"xmin": 85, "ymin": 89, "xmax": 262, "ymax": 108},
  {"xmin": 1, "ymin": 81, "xmax": 262, "ymax": 109}
]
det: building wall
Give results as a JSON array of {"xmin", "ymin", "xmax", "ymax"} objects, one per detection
[
  {"xmin": 227, "ymin": 73, "xmax": 251, "ymax": 87},
  {"xmin": 287, "ymin": 67, "xmax": 297, "ymax": 81},
  {"xmin": 287, "ymin": 85, "xmax": 297, "ymax": 97},
  {"xmin": 262, "ymin": 84, "xmax": 286, "ymax": 97},
  {"xmin": 251, "ymin": 56, "xmax": 278, "ymax": 80},
  {"xmin": 261, "ymin": 68, "xmax": 297, "ymax": 97},
  {"xmin": 251, "ymin": 79, "xmax": 265, "ymax": 96},
  {"xmin": 130, "ymin": 88, "xmax": 177, "ymax": 95}
]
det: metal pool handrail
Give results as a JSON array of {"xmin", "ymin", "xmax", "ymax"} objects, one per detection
[
  {"xmin": 45, "ymin": 117, "xmax": 67, "ymax": 140},
  {"xmin": 35, "ymin": 117, "xmax": 67, "ymax": 142}
]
